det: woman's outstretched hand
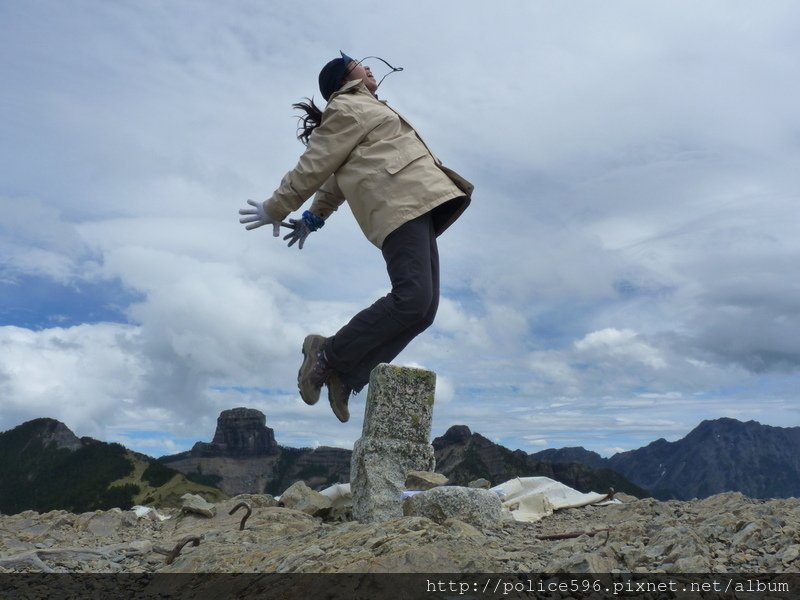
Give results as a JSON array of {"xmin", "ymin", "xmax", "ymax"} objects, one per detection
[
  {"xmin": 238, "ymin": 199, "xmax": 281, "ymax": 236},
  {"xmin": 283, "ymin": 211, "xmax": 326, "ymax": 250},
  {"xmin": 283, "ymin": 218, "xmax": 313, "ymax": 249}
]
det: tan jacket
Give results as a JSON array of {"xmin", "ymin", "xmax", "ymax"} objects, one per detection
[{"xmin": 264, "ymin": 79, "xmax": 472, "ymax": 248}]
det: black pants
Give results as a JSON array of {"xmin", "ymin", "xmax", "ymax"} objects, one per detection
[{"xmin": 325, "ymin": 211, "xmax": 439, "ymax": 392}]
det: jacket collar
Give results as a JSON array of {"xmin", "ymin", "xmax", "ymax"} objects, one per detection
[{"xmin": 329, "ymin": 79, "xmax": 377, "ymax": 102}]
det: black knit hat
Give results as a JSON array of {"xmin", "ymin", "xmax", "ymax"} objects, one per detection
[{"xmin": 318, "ymin": 51, "xmax": 353, "ymax": 101}]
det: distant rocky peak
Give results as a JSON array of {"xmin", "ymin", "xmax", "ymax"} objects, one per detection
[
  {"xmin": 27, "ymin": 418, "xmax": 82, "ymax": 451},
  {"xmin": 192, "ymin": 407, "xmax": 278, "ymax": 458},
  {"xmin": 531, "ymin": 446, "xmax": 607, "ymax": 471},
  {"xmin": 434, "ymin": 425, "xmax": 473, "ymax": 447},
  {"xmin": 690, "ymin": 417, "xmax": 759, "ymax": 437}
]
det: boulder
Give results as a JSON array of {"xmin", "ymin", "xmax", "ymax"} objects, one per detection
[
  {"xmin": 545, "ymin": 549, "xmax": 619, "ymax": 573},
  {"xmin": 279, "ymin": 481, "xmax": 332, "ymax": 517},
  {"xmin": 351, "ymin": 364, "xmax": 437, "ymax": 523},
  {"xmin": 359, "ymin": 365, "xmax": 436, "ymax": 444},
  {"xmin": 180, "ymin": 494, "xmax": 216, "ymax": 518},
  {"xmin": 352, "ymin": 438, "xmax": 435, "ymax": 522},
  {"xmin": 403, "ymin": 486, "xmax": 504, "ymax": 528},
  {"xmin": 405, "ymin": 471, "xmax": 448, "ymax": 490},
  {"xmin": 468, "ymin": 478, "xmax": 491, "ymax": 489}
]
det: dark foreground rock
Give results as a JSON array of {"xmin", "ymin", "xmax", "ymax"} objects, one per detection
[{"xmin": 1, "ymin": 492, "xmax": 798, "ymax": 573}]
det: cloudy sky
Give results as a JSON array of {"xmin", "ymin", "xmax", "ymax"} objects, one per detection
[{"xmin": 2, "ymin": 1, "xmax": 799, "ymax": 461}]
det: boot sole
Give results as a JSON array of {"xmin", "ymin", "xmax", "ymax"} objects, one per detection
[{"xmin": 327, "ymin": 372, "xmax": 351, "ymax": 423}]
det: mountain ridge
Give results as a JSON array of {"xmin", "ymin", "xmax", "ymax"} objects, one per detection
[
  {"xmin": 531, "ymin": 417, "xmax": 800, "ymax": 500},
  {"xmin": 3, "ymin": 414, "xmax": 799, "ymax": 516},
  {"xmin": 0, "ymin": 418, "xmax": 226, "ymax": 515}
]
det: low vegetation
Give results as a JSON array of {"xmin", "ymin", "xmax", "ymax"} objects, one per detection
[{"xmin": 0, "ymin": 421, "xmax": 226, "ymax": 515}]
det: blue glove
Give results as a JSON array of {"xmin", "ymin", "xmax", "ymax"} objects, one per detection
[{"xmin": 284, "ymin": 211, "xmax": 325, "ymax": 250}]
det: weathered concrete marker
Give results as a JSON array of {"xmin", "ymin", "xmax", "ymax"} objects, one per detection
[{"xmin": 350, "ymin": 363, "xmax": 436, "ymax": 523}]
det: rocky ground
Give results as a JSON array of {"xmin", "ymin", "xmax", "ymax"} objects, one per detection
[{"xmin": 1, "ymin": 492, "xmax": 799, "ymax": 575}]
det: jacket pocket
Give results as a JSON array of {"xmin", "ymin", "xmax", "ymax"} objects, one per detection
[{"xmin": 385, "ymin": 146, "xmax": 428, "ymax": 175}]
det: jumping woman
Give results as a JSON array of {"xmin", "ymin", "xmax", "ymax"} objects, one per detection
[{"xmin": 239, "ymin": 51, "xmax": 473, "ymax": 423}]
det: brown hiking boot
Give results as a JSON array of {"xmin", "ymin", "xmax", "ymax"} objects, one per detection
[
  {"xmin": 297, "ymin": 335, "xmax": 331, "ymax": 406},
  {"xmin": 326, "ymin": 371, "xmax": 352, "ymax": 423}
]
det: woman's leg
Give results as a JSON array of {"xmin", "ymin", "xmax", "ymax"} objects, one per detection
[
  {"xmin": 342, "ymin": 219, "xmax": 439, "ymax": 391},
  {"xmin": 324, "ymin": 212, "xmax": 439, "ymax": 389}
]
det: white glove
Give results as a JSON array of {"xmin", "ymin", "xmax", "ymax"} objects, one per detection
[{"xmin": 238, "ymin": 199, "xmax": 281, "ymax": 236}]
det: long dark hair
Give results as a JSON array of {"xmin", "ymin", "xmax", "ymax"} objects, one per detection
[{"xmin": 292, "ymin": 98, "xmax": 324, "ymax": 146}]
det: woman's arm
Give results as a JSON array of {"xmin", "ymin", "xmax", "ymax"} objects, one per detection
[
  {"xmin": 264, "ymin": 102, "xmax": 364, "ymax": 222},
  {"xmin": 309, "ymin": 175, "xmax": 346, "ymax": 220}
]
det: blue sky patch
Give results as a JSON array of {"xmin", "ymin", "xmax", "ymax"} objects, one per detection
[{"xmin": 0, "ymin": 274, "xmax": 142, "ymax": 329}]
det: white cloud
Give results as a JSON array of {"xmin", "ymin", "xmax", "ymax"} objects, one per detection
[
  {"xmin": 434, "ymin": 374, "xmax": 455, "ymax": 405},
  {"xmin": 1, "ymin": 1, "xmax": 799, "ymax": 458},
  {"xmin": 523, "ymin": 437, "xmax": 549, "ymax": 448},
  {"xmin": 0, "ymin": 324, "xmax": 143, "ymax": 436},
  {"xmin": 0, "ymin": 197, "xmax": 90, "ymax": 282},
  {"xmin": 574, "ymin": 328, "xmax": 667, "ymax": 370}
]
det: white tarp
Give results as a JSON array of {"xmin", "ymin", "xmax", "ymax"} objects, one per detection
[
  {"xmin": 319, "ymin": 482, "xmax": 352, "ymax": 508},
  {"xmin": 320, "ymin": 476, "xmax": 618, "ymax": 523},
  {"xmin": 491, "ymin": 476, "xmax": 619, "ymax": 522},
  {"xmin": 130, "ymin": 505, "xmax": 171, "ymax": 521}
]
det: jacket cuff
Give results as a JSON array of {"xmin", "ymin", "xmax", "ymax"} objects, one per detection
[{"xmin": 264, "ymin": 201, "xmax": 289, "ymax": 222}]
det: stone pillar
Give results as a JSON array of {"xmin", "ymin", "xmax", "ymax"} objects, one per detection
[{"xmin": 350, "ymin": 363, "xmax": 436, "ymax": 523}]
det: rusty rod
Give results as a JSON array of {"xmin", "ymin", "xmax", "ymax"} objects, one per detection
[
  {"xmin": 164, "ymin": 535, "xmax": 201, "ymax": 565},
  {"xmin": 537, "ymin": 527, "xmax": 612, "ymax": 541},
  {"xmin": 229, "ymin": 501, "xmax": 253, "ymax": 531}
]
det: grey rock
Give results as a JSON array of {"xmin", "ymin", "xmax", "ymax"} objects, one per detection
[
  {"xmin": 79, "ymin": 512, "xmax": 127, "ymax": 537},
  {"xmin": 352, "ymin": 438, "xmax": 435, "ymax": 522},
  {"xmin": 3, "ymin": 488, "xmax": 800, "ymax": 574},
  {"xmin": 180, "ymin": 494, "xmax": 217, "ymax": 518},
  {"xmin": 405, "ymin": 471, "xmax": 448, "ymax": 490},
  {"xmin": 279, "ymin": 481, "xmax": 332, "ymax": 517},
  {"xmin": 545, "ymin": 550, "xmax": 618, "ymax": 573},
  {"xmin": 326, "ymin": 505, "xmax": 353, "ymax": 523},
  {"xmin": 614, "ymin": 492, "xmax": 638, "ymax": 502},
  {"xmin": 360, "ymin": 364, "xmax": 436, "ymax": 444},
  {"xmin": 673, "ymin": 554, "xmax": 711, "ymax": 572},
  {"xmin": 402, "ymin": 486, "xmax": 504, "ymax": 528},
  {"xmin": 229, "ymin": 493, "xmax": 278, "ymax": 508},
  {"xmin": 780, "ymin": 544, "xmax": 800, "ymax": 564},
  {"xmin": 350, "ymin": 364, "xmax": 437, "ymax": 523},
  {"xmin": 468, "ymin": 478, "xmax": 491, "ymax": 489},
  {"xmin": 443, "ymin": 518, "xmax": 485, "ymax": 539}
]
